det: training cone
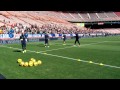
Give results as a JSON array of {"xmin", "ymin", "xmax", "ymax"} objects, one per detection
[
  {"xmin": 89, "ymin": 61, "xmax": 93, "ymax": 63},
  {"xmin": 77, "ymin": 59, "xmax": 81, "ymax": 61},
  {"xmin": 99, "ymin": 63, "xmax": 104, "ymax": 66}
]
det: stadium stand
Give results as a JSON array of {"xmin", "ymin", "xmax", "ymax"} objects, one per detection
[{"xmin": 0, "ymin": 11, "xmax": 120, "ymax": 37}]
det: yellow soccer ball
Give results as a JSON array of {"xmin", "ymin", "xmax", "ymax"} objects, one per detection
[
  {"xmin": 33, "ymin": 62, "xmax": 38, "ymax": 66},
  {"xmin": 17, "ymin": 59, "xmax": 22, "ymax": 63},
  {"xmin": 29, "ymin": 62, "xmax": 33, "ymax": 67},
  {"xmin": 30, "ymin": 58, "xmax": 35, "ymax": 61},
  {"xmin": 24, "ymin": 62, "xmax": 28, "ymax": 67},
  {"xmin": 30, "ymin": 58, "xmax": 36, "ymax": 62},
  {"xmin": 37, "ymin": 60, "xmax": 42, "ymax": 65},
  {"xmin": 32, "ymin": 59, "xmax": 36, "ymax": 63},
  {"xmin": 29, "ymin": 60, "xmax": 33, "ymax": 64},
  {"xmin": 19, "ymin": 62, "xmax": 24, "ymax": 66}
]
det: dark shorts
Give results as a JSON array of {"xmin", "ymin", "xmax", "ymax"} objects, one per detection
[
  {"xmin": 45, "ymin": 39, "xmax": 48, "ymax": 43},
  {"xmin": 21, "ymin": 42, "xmax": 26, "ymax": 46},
  {"xmin": 75, "ymin": 39, "xmax": 79, "ymax": 41},
  {"xmin": 63, "ymin": 38, "xmax": 66, "ymax": 41}
]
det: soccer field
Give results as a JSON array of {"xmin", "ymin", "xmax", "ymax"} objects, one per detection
[{"xmin": 0, "ymin": 36, "xmax": 120, "ymax": 79}]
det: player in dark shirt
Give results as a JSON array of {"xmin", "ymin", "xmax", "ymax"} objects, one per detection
[
  {"xmin": 19, "ymin": 33, "xmax": 27, "ymax": 53},
  {"xmin": 62, "ymin": 33, "xmax": 66, "ymax": 45},
  {"xmin": 74, "ymin": 32, "xmax": 80, "ymax": 47},
  {"xmin": 44, "ymin": 32, "xmax": 49, "ymax": 47}
]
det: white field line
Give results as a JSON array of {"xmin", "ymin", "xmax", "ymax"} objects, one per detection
[{"xmin": 1, "ymin": 44, "xmax": 120, "ymax": 69}]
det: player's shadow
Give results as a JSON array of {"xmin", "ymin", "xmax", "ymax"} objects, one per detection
[{"xmin": 13, "ymin": 50, "xmax": 21, "ymax": 52}]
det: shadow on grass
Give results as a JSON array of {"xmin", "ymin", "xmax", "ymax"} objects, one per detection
[{"xmin": 13, "ymin": 50, "xmax": 22, "ymax": 52}]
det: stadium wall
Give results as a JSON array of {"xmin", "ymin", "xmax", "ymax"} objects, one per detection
[
  {"xmin": 0, "ymin": 34, "xmax": 72, "ymax": 44},
  {"xmin": 0, "ymin": 33, "xmax": 110, "ymax": 44}
]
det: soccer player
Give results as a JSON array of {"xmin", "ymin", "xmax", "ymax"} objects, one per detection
[
  {"xmin": 44, "ymin": 32, "xmax": 49, "ymax": 47},
  {"xmin": 62, "ymin": 33, "xmax": 66, "ymax": 45},
  {"xmin": 19, "ymin": 33, "xmax": 27, "ymax": 53},
  {"xmin": 74, "ymin": 32, "xmax": 80, "ymax": 47}
]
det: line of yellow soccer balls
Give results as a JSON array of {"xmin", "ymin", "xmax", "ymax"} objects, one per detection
[{"xmin": 17, "ymin": 58, "xmax": 42, "ymax": 67}]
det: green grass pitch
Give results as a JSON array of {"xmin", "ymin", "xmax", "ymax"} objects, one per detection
[{"xmin": 0, "ymin": 36, "xmax": 120, "ymax": 79}]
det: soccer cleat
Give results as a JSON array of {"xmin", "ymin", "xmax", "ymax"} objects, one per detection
[
  {"xmin": 22, "ymin": 51, "xmax": 25, "ymax": 53},
  {"xmin": 24, "ymin": 50, "xmax": 26, "ymax": 53},
  {"xmin": 73, "ymin": 45, "xmax": 76, "ymax": 47}
]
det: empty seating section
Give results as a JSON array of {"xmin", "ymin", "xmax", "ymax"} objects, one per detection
[
  {"xmin": 79, "ymin": 13, "xmax": 89, "ymax": 20},
  {"xmin": 115, "ymin": 12, "xmax": 120, "ymax": 17},
  {"xmin": 0, "ymin": 11, "xmax": 11, "ymax": 16},
  {"xmin": 70, "ymin": 13, "xmax": 82, "ymax": 21},
  {"xmin": 8, "ymin": 16, "xmax": 27, "ymax": 24},
  {"xmin": 18, "ymin": 17, "xmax": 42, "ymax": 26},
  {"xmin": 97, "ymin": 12, "xmax": 107, "ymax": 18},
  {"xmin": 89, "ymin": 13, "xmax": 98, "ymax": 19},
  {"xmin": 0, "ymin": 15, "xmax": 11, "ymax": 21},
  {"xmin": 62, "ymin": 13, "xmax": 75, "ymax": 20},
  {"xmin": 57, "ymin": 12, "xmax": 68, "ymax": 19},
  {"xmin": 105, "ymin": 12, "xmax": 117, "ymax": 17},
  {"xmin": 7, "ymin": 11, "xmax": 26, "ymax": 17}
]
